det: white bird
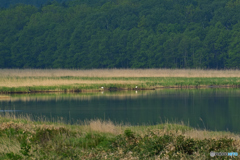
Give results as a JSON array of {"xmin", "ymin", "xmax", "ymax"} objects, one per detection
[
  {"xmin": 135, "ymin": 86, "xmax": 138, "ymax": 89},
  {"xmin": 101, "ymin": 87, "xmax": 104, "ymax": 89}
]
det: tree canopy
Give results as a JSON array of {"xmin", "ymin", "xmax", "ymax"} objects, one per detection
[{"xmin": 1, "ymin": 0, "xmax": 240, "ymax": 69}]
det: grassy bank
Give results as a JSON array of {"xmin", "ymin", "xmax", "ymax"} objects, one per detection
[
  {"xmin": 1, "ymin": 76, "xmax": 240, "ymax": 93},
  {"xmin": 0, "ymin": 114, "xmax": 239, "ymax": 159}
]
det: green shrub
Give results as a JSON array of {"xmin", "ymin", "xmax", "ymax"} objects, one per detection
[
  {"xmin": 31, "ymin": 127, "xmax": 69, "ymax": 145},
  {"xmin": 77, "ymin": 133, "xmax": 108, "ymax": 149},
  {"xmin": 175, "ymin": 135, "xmax": 195, "ymax": 155},
  {"xmin": 18, "ymin": 132, "xmax": 31, "ymax": 157},
  {"xmin": 6, "ymin": 152, "xmax": 22, "ymax": 160}
]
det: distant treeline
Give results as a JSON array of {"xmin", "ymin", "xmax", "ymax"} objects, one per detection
[{"xmin": 1, "ymin": 0, "xmax": 240, "ymax": 69}]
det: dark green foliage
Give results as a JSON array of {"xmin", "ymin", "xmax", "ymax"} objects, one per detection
[
  {"xmin": 109, "ymin": 129, "xmax": 237, "ymax": 159},
  {"xmin": 124, "ymin": 129, "xmax": 135, "ymax": 139},
  {"xmin": 18, "ymin": 132, "xmax": 32, "ymax": 156},
  {"xmin": 174, "ymin": 136, "xmax": 236, "ymax": 159},
  {"xmin": 6, "ymin": 152, "xmax": 22, "ymax": 160},
  {"xmin": 31, "ymin": 127, "xmax": 69, "ymax": 145},
  {"xmin": 175, "ymin": 135, "xmax": 196, "ymax": 155},
  {"xmin": 134, "ymin": 132, "xmax": 173, "ymax": 157},
  {"xmin": 4, "ymin": 128, "xmax": 24, "ymax": 138},
  {"xmin": 0, "ymin": 0, "xmax": 69, "ymax": 8},
  {"xmin": 77, "ymin": 133, "xmax": 108, "ymax": 149},
  {"xmin": 111, "ymin": 130, "xmax": 173, "ymax": 157},
  {"xmin": 1, "ymin": 0, "xmax": 240, "ymax": 69}
]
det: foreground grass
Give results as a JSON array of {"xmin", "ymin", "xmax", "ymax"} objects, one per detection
[
  {"xmin": 1, "ymin": 77, "xmax": 240, "ymax": 93},
  {"xmin": 0, "ymin": 114, "xmax": 239, "ymax": 159}
]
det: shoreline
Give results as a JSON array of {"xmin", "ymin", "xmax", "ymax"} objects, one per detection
[
  {"xmin": 0, "ymin": 85, "xmax": 240, "ymax": 93},
  {"xmin": 1, "ymin": 75, "xmax": 240, "ymax": 93}
]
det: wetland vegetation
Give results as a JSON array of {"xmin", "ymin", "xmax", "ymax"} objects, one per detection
[
  {"xmin": 1, "ymin": 70, "xmax": 240, "ymax": 159},
  {"xmin": 0, "ymin": 113, "xmax": 239, "ymax": 160},
  {"xmin": 1, "ymin": 69, "xmax": 240, "ymax": 93}
]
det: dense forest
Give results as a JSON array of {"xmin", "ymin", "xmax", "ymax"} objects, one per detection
[
  {"xmin": 1, "ymin": 0, "xmax": 240, "ymax": 69},
  {"xmin": 0, "ymin": 0, "xmax": 68, "ymax": 8}
]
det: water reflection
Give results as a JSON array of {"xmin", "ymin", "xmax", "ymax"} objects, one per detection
[
  {"xmin": 0, "ymin": 89, "xmax": 240, "ymax": 133},
  {"xmin": 0, "ymin": 110, "xmax": 20, "ymax": 112},
  {"xmin": 0, "ymin": 90, "xmax": 153, "ymax": 102}
]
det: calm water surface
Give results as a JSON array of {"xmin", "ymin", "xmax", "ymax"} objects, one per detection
[{"xmin": 0, "ymin": 89, "xmax": 240, "ymax": 133}]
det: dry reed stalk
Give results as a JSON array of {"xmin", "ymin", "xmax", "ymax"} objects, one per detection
[
  {"xmin": 1, "ymin": 69, "xmax": 240, "ymax": 77},
  {"xmin": 89, "ymin": 119, "xmax": 122, "ymax": 134},
  {"xmin": 183, "ymin": 130, "xmax": 240, "ymax": 140},
  {"xmin": 0, "ymin": 138, "xmax": 20, "ymax": 154}
]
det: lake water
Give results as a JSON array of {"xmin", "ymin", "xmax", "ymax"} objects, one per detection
[{"xmin": 0, "ymin": 89, "xmax": 240, "ymax": 133}]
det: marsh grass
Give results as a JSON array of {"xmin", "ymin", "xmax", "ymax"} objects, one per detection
[
  {"xmin": 1, "ymin": 77, "xmax": 240, "ymax": 93},
  {"xmin": 0, "ymin": 113, "xmax": 239, "ymax": 159},
  {"xmin": 1, "ymin": 69, "xmax": 240, "ymax": 93}
]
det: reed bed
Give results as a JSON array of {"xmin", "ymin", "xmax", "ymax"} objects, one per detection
[
  {"xmin": 0, "ymin": 113, "xmax": 239, "ymax": 159},
  {"xmin": 1, "ymin": 69, "xmax": 240, "ymax": 92},
  {"xmin": 1, "ymin": 69, "xmax": 240, "ymax": 77}
]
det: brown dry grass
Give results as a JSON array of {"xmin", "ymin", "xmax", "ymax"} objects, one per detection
[
  {"xmin": 0, "ymin": 139, "xmax": 20, "ymax": 154},
  {"xmin": 1, "ymin": 69, "xmax": 240, "ymax": 88},
  {"xmin": 0, "ymin": 96, "xmax": 10, "ymax": 99},
  {"xmin": 1, "ymin": 69, "xmax": 240, "ymax": 89},
  {"xmin": 88, "ymin": 119, "xmax": 122, "ymax": 135},
  {"xmin": 1, "ymin": 69, "xmax": 240, "ymax": 77}
]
